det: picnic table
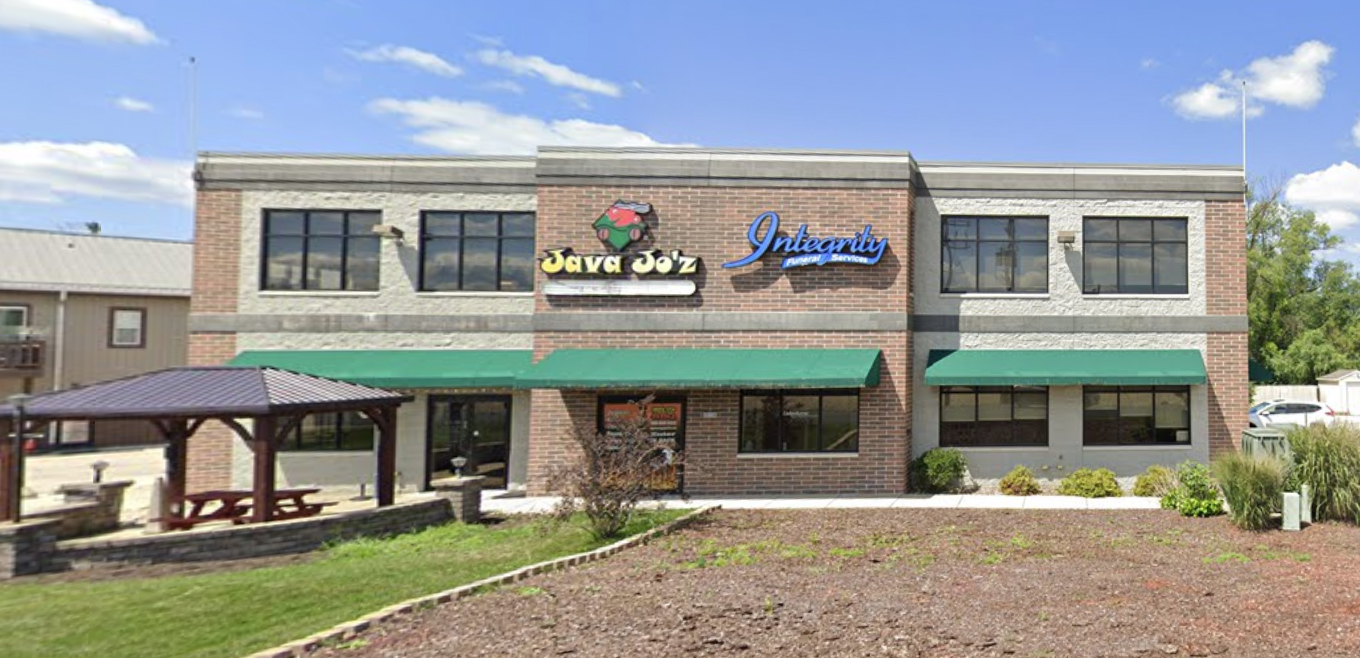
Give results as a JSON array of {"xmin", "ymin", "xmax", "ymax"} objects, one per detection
[{"xmin": 162, "ymin": 488, "xmax": 335, "ymax": 530}]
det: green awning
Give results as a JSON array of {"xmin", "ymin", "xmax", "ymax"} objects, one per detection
[
  {"xmin": 229, "ymin": 350, "xmax": 532, "ymax": 389},
  {"xmin": 517, "ymin": 349, "xmax": 881, "ymax": 389},
  {"xmin": 924, "ymin": 349, "xmax": 1206, "ymax": 386}
]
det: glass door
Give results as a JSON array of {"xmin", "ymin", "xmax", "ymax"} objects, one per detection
[{"xmin": 427, "ymin": 395, "xmax": 512, "ymax": 489}]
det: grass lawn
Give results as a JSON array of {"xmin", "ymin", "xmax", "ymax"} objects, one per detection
[{"xmin": 0, "ymin": 509, "xmax": 686, "ymax": 658}]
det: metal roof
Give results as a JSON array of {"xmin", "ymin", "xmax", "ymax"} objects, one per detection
[
  {"xmin": 0, "ymin": 228, "xmax": 192, "ymax": 297},
  {"xmin": 1318, "ymin": 369, "xmax": 1360, "ymax": 382},
  {"xmin": 0, "ymin": 366, "xmax": 410, "ymax": 420}
]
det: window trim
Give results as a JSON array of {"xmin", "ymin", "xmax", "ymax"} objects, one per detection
[
  {"xmin": 738, "ymin": 389, "xmax": 861, "ymax": 454},
  {"xmin": 0, "ymin": 303, "xmax": 31, "ymax": 335},
  {"xmin": 418, "ymin": 210, "xmax": 536, "ymax": 293},
  {"xmin": 938, "ymin": 385, "xmax": 1050, "ymax": 448},
  {"xmin": 1082, "ymin": 385, "xmax": 1192, "ymax": 446},
  {"xmin": 279, "ymin": 411, "xmax": 376, "ymax": 452},
  {"xmin": 107, "ymin": 307, "xmax": 146, "ymax": 349},
  {"xmin": 940, "ymin": 215, "xmax": 1050, "ymax": 294},
  {"xmin": 1081, "ymin": 216, "xmax": 1189, "ymax": 295},
  {"xmin": 259, "ymin": 208, "xmax": 382, "ymax": 292}
]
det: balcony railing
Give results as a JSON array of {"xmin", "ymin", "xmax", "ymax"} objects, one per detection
[{"xmin": 0, "ymin": 338, "xmax": 45, "ymax": 373}]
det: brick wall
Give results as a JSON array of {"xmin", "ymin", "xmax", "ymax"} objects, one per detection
[
  {"xmin": 187, "ymin": 189, "xmax": 243, "ymax": 490},
  {"xmin": 529, "ymin": 184, "xmax": 913, "ymax": 494},
  {"xmin": 1205, "ymin": 198, "xmax": 1247, "ymax": 457}
]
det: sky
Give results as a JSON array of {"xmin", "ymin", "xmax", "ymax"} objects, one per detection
[{"xmin": 2, "ymin": 0, "xmax": 1360, "ymax": 260}]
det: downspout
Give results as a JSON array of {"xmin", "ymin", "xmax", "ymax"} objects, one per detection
[{"xmin": 52, "ymin": 289, "xmax": 67, "ymax": 392}]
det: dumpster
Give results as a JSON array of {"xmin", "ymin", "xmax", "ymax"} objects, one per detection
[{"xmin": 1241, "ymin": 427, "xmax": 1292, "ymax": 462}]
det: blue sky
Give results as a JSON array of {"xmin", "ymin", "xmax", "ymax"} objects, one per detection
[{"xmin": 2, "ymin": 1, "xmax": 1360, "ymax": 255}]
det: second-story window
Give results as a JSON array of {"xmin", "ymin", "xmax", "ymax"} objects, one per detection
[
  {"xmin": 108, "ymin": 308, "xmax": 146, "ymax": 348},
  {"xmin": 1083, "ymin": 218, "xmax": 1188, "ymax": 294},
  {"xmin": 0, "ymin": 305, "xmax": 29, "ymax": 337},
  {"xmin": 941, "ymin": 217, "xmax": 1048, "ymax": 293},
  {"xmin": 262, "ymin": 210, "xmax": 380, "ymax": 291},
  {"xmin": 420, "ymin": 212, "xmax": 535, "ymax": 292}
]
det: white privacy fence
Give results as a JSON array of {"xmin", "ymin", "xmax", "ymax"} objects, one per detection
[{"xmin": 1252, "ymin": 386, "xmax": 1319, "ymax": 405}]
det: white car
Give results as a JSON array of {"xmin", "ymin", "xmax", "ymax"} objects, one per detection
[{"xmin": 1248, "ymin": 400, "xmax": 1336, "ymax": 428}]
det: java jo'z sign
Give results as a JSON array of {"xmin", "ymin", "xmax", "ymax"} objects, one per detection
[
  {"xmin": 723, "ymin": 211, "xmax": 888, "ymax": 269},
  {"xmin": 539, "ymin": 201, "xmax": 701, "ymax": 296}
]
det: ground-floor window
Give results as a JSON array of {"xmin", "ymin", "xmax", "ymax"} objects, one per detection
[
  {"xmin": 939, "ymin": 386, "xmax": 1048, "ymax": 447},
  {"xmin": 1083, "ymin": 385, "xmax": 1191, "ymax": 445},
  {"xmin": 280, "ymin": 411, "xmax": 375, "ymax": 451},
  {"xmin": 739, "ymin": 390, "xmax": 859, "ymax": 453}
]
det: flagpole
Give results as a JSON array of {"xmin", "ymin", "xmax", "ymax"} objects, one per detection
[{"xmin": 1242, "ymin": 79, "xmax": 1248, "ymax": 205}]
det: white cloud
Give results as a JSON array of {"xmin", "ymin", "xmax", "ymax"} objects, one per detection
[
  {"xmin": 348, "ymin": 44, "xmax": 462, "ymax": 77},
  {"xmin": 228, "ymin": 106, "xmax": 264, "ymax": 120},
  {"xmin": 566, "ymin": 92, "xmax": 591, "ymax": 110},
  {"xmin": 1285, "ymin": 161, "xmax": 1360, "ymax": 230},
  {"xmin": 1140, "ymin": 58, "xmax": 1160, "ymax": 70},
  {"xmin": 0, "ymin": 0, "xmax": 157, "ymax": 44},
  {"xmin": 482, "ymin": 80, "xmax": 524, "ymax": 94},
  {"xmin": 369, "ymin": 97, "xmax": 693, "ymax": 155},
  {"xmin": 113, "ymin": 96, "xmax": 153, "ymax": 113},
  {"xmin": 1245, "ymin": 40, "xmax": 1333, "ymax": 108},
  {"xmin": 474, "ymin": 48, "xmax": 621, "ymax": 97},
  {"xmin": 1352, "ymin": 113, "xmax": 1360, "ymax": 148},
  {"xmin": 0, "ymin": 141, "xmax": 189, "ymax": 205},
  {"xmin": 1170, "ymin": 40, "xmax": 1333, "ymax": 120}
]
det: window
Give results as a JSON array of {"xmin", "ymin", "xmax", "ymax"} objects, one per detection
[
  {"xmin": 1084, "ymin": 386, "xmax": 1191, "ymax": 445},
  {"xmin": 420, "ymin": 212, "xmax": 535, "ymax": 292},
  {"xmin": 740, "ymin": 391, "xmax": 859, "ymax": 453},
  {"xmin": 940, "ymin": 386, "xmax": 1048, "ymax": 447},
  {"xmin": 108, "ymin": 308, "xmax": 146, "ymax": 348},
  {"xmin": 1083, "ymin": 218, "xmax": 1188, "ymax": 294},
  {"xmin": 0, "ymin": 305, "xmax": 29, "ymax": 337},
  {"xmin": 262, "ymin": 210, "xmax": 380, "ymax": 291},
  {"xmin": 280, "ymin": 411, "xmax": 375, "ymax": 451},
  {"xmin": 941, "ymin": 217, "xmax": 1048, "ymax": 293}
]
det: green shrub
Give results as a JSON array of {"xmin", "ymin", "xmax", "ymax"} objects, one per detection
[
  {"xmin": 1161, "ymin": 461, "xmax": 1224, "ymax": 517},
  {"xmin": 1286, "ymin": 424, "xmax": 1360, "ymax": 523},
  {"xmin": 998, "ymin": 465, "xmax": 1042, "ymax": 496},
  {"xmin": 1132, "ymin": 465, "xmax": 1176, "ymax": 497},
  {"xmin": 1056, "ymin": 468, "xmax": 1122, "ymax": 498},
  {"xmin": 1213, "ymin": 453, "xmax": 1285, "ymax": 530},
  {"xmin": 912, "ymin": 448, "xmax": 968, "ymax": 493}
]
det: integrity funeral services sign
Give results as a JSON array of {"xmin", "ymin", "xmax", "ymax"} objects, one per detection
[{"xmin": 723, "ymin": 211, "xmax": 889, "ymax": 269}]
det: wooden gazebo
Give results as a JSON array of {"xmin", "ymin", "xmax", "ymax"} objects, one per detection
[{"xmin": 0, "ymin": 366, "xmax": 411, "ymax": 524}]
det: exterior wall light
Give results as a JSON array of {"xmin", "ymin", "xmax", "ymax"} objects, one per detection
[
  {"xmin": 371, "ymin": 224, "xmax": 405, "ymax": 244},
  {"xmin": 1056, "ymin": 231, "xmax": 1077, "ymax": 249}
]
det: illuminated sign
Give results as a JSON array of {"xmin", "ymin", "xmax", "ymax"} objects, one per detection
[
  {"xmin": 722, "ymin": 211, "xmax": 888, "ymax": 269},
  {"xmin": 539, "ymin": 201, "xmax": 701, "ymax": 296}
]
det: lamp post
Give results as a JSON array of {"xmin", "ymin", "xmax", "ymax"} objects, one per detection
[{"xmin": 6, "ymin": 394, "xmax": 32, "ymax": 522}]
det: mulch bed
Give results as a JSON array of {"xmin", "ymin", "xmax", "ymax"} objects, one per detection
[{"xmin": 315, "ymin": 509, "xmax": 1360, "ymax": 658}]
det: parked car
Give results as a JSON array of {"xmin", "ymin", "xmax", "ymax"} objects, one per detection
[{"xmin": 1248, "ymin": 399, "xmax": 1336, "ymax": 428}]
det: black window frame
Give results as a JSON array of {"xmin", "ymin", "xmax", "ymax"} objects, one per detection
[
  {"xmin": 1082, "ymin": 385, "xmax": 1192, "ymax": 446},
  {"xmin": 279, "ymin": 411, "xmax": 376, "ymax": 452},
  {"xmin": 938, "ymin": 385, "xmax": 1050, "ymax": 448},
  {"xmin": 941, "ymin": 215, "xmax": 1050, "ymax": 294},
  {"xmin": 1082, "ymin": 217, "xmax": 1189, "ymax": 295},
  {"xmin": 738, "ymin": 389, "xmax": 860, "ymax": 454},
  {"xmin": 260, "ymin": 209, "xmax": 381, "ymax": 291},
  {"xmin": 418, "ymin": 211, "xmax": 536, "ymax": 292}
]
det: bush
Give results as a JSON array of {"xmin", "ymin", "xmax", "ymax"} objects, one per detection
[
  {"xmin": 1056, "ymin": 468, "xmax": 1122, "ymax": 498},
  {"xmin": 998, "ymin": 465, "xmax": 1042, "ymax": 496},
  {"xmin": 1132, "ymin": 465, "xmax": 1176, "ymax": 497},
  {"xmin": 1161, "ymin": 461, "xmax": 1224, "ymax": 517},
  {"xmin": 1286, "ymin": 424, "xmax": 1360, "ymax": 523},
  {"xmin": 912, "ymin": 448, "xmax": 968, "ymax": 493},
  {"xmin": 548, "ymin": 396, "xmax": 685, "ymax": 539},
  {"xmin": 1213, "ymin": 453, "xmax": 1286, "ymax": 530}
]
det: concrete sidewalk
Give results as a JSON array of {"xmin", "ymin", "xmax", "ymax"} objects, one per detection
[{"xmin": 481, "ymin": 492, "xmax": 1163, "ymax": 515}]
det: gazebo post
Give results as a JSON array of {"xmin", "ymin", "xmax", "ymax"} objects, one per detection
[
  {"xmin": 373, "ymin": 407, "xmax": 397, "ymax": 508},
  {"xmin": 0, "ymin": 417, "xmax": 17, "ymax": 523},
  {"xmin": 251, "ymin": 416, "xmax": 277, "ymax": 523},
  {"xmin": 158, "ymin": 420, "xmax": 190, "ymax": 519}
]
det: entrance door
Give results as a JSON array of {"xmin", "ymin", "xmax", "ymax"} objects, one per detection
[{"xmin": 428, "ymin": 395, "xmax": 512, "ymax": 489}]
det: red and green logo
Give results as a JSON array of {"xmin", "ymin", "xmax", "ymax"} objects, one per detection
[{"xmin": 593, "ymin": 201, "xmax": 651, "ymax": 251}]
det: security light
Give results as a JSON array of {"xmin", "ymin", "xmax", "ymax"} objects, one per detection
[{"xmin": 1056, "ymin": 231, "xmax": 1077, "ymax": 248}]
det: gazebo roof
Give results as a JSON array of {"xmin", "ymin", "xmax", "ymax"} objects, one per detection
[{"xmin": 0, "ymin": 366, "xmax": 411, "ymax": 420}]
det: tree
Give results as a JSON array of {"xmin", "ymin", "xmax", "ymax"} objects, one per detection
[{"xmin": 1246, "ymin": 184, "xmax": 1360, "ymax": 383}]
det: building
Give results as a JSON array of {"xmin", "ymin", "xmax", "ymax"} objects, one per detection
[
  {"xmin": 0, "ymin": 228, "xmax": 192, "ymax": 449},
  {"xmin": 186, "ymin": 148, "xmax": 1246, "ymax": 495}
]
